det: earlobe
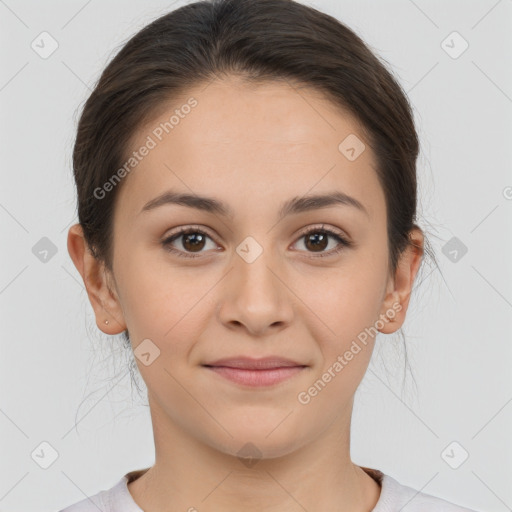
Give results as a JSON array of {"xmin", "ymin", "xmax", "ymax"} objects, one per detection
[
  {"xmin": 377, "ymin": 289, "xmax": 402, "ymax": 335},
  {"xmin": 67, "ymin": 223, "xmax": 127, "ymax": 334}
]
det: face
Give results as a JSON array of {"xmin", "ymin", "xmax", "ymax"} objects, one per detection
[{"xmin": 71, "ymin": 75, "xmax": 420, "ymax": 460}]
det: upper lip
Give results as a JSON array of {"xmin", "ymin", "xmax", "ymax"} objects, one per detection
[{"xmin": 202, "ymin": 356, "xmax": 306, "ymax": 370}]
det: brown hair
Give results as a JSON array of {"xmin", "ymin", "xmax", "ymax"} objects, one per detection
[{"xmin": 71, "ymin": 0, "xmax": 436, "ymax": 368}]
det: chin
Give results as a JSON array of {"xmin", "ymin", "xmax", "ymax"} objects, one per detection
[{"xmin": 206, "ymin": 421, "xmax": 310, "ymax": 463}]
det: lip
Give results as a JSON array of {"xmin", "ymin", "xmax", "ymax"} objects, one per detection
[
  {"xmin": 202, "ymin": 356, "xmax": 308, "ymax": 387},
  {"xmin": 203, "ymin": 356, "xmax": 305, "ymax": 370}
]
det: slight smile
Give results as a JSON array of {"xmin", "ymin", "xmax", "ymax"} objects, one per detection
[{"xmin": 202, "ymin": 356, "xmax": 308, "ymax": 387}]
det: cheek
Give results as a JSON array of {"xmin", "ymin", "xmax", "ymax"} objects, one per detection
[
  {"xmin": 295, "ymin": 261, "xmax": 385, "ymax": 342},
  {"xmin": 293, "ymin": 268, "xmax": 383, "ymax": 411},
  {"xmin": 115, "ymin": 251, "xmax": 222, "ymax": 359}
]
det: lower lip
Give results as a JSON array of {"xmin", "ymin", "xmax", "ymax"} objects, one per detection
[{"xmin": 203, "ymin": 366, "xmax": 305, "ymax": 386}]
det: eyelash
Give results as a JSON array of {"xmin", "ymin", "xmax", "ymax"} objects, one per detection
[{"xmin": 161, "ymin": 224, "xmax": 352, "ymax": 260}]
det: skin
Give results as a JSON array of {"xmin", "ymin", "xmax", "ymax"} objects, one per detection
[{"xmin": 68, "ymin": 75, "xmax": 423, "ymax": 512}]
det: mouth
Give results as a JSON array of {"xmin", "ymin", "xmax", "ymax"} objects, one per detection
[{"xmin": 201, "ymin": 356, "xmax": 308, "ymax": 387}]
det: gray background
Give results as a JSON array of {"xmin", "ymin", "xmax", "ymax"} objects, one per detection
[{"xmin": 0, "ymin": 0, "xmax": 511, "ymax": 510}]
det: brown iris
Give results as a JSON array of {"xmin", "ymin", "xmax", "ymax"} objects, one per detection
[
  {"xmin": 304, "ymin": 232, "xmax": 328, "ymax": 252},
  {"xmin": 182, "ymin": 232, "xmax": 206, "ymax": 252}
]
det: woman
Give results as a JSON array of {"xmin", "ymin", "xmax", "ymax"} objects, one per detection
[{"xmin": 61, "ymin": 0, "xmax": 478, "ymax": 510}]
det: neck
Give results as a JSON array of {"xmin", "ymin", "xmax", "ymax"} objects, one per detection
[{"xmin": 128, "ymin": 400, "xmax": 381, "ymax": 512}]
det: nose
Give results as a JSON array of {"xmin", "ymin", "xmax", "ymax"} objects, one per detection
[{"xmin": 217, "ymin": 247, "xmax": 294, "ymax": 337}]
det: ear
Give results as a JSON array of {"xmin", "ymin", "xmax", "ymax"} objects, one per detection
[
  {"xmin": 67, "ymin": 223, "xmax": 127, "ymax": 335},
  {"xmin": 378, "ymin": 227, "xmax": 424, "ymax": 334}
]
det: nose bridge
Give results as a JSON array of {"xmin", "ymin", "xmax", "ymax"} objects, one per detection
[
  {"xmin": 235, "ymin": 235, "xmax": 282, "ymax": 304},
  {"xmin": 219, "ymin": 235, "xmax": 293, "ymax": 334}
]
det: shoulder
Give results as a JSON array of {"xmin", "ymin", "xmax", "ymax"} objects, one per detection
[
  {"xmin": 58, "ymin": 491, "xmax": 108, "ymax": 512},
  {"xmin": 58, "ymin": 468, "xmax": 149, "ymax": 512},
  {"xmin": 57, "ymin": 476, "xmax": 125, "ymax": 512},
  {"xmin": 376, "ymin": 472, "xmax": 480, "ymax": 512}
]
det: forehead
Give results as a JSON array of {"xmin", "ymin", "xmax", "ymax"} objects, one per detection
[{"xmin": 116, "ymin": 76, "xmax": 383, "ymax": 222}]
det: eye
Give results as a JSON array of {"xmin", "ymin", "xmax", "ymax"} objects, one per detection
[
  {"xmin": 292, "ymin": 225, "xmax": 352, "ymax": 257},
  {"xmin": 161, "ymin": 224, "xmax": 353, "ymax": 259},
  {"xmin": 161, "ymin": 226, "xmax": 219, "ymax": 259}
]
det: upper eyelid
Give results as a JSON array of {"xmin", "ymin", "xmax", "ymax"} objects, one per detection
[
  {"xmin": 164, "ymin": 225, "xmax": 216, "ymax": 241},
  {"xmin": 163, "ymin": 224, "xmax": 350, "ymax": 247}
]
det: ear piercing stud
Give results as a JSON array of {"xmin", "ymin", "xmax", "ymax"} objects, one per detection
[{"xmin": 105, "ymin": 319, "xmax": 109, "ymax": 325}]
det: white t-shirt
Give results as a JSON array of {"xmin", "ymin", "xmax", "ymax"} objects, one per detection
[{"xmin": 58, "ymin": 466, "xmax": 479, "ymax": 511}]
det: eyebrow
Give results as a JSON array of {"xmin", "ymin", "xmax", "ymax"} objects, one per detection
[{"xmin": 140, "ymin": 189, "xmax": 369, "ymax": 219}]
